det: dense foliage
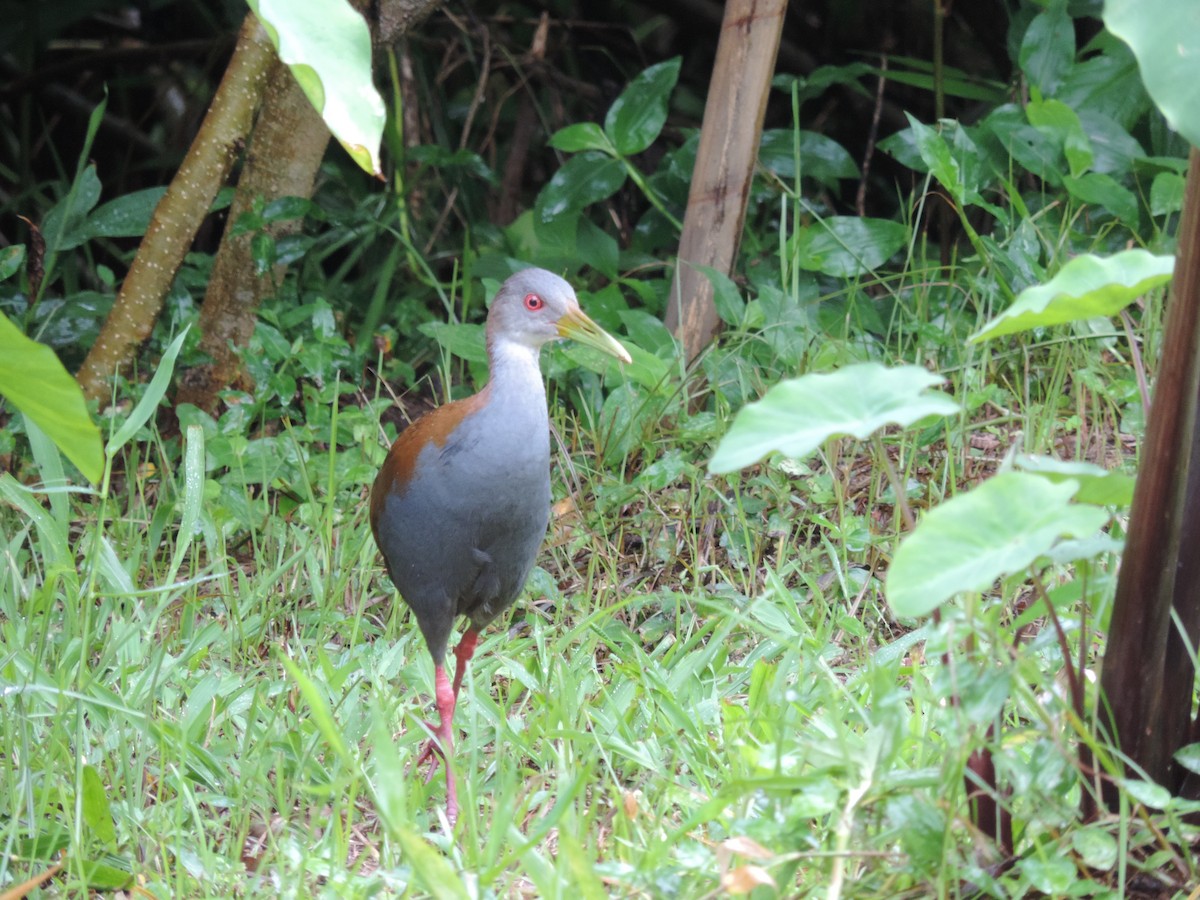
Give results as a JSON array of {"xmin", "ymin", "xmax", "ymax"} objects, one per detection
[{"xmin": 2, "ymin": 0, "xmax": 1198, "ymax": 896}]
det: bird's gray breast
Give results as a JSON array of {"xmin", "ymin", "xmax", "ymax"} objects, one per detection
[{"xmin": 432, "ymin": 399, "xmax": 551, "ymax": 623}]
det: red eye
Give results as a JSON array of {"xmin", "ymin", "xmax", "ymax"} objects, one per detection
[{"xmin": 524, "ymin": 293, "xmax": 545, "ymax": 311}]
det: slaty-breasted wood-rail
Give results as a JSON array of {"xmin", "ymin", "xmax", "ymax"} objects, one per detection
[{"xmin": 370, "ymin": 268, "xmax": 630, "ymax": 824}]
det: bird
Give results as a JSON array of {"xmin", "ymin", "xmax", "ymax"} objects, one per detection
[{"xmin": 369, "ymin": 267, "xmax": 631, "ymax": 825}]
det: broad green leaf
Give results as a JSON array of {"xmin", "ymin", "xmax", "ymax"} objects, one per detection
[
  {"xmin": 232, "ymin": 436, "xmax": 296, "ymax": 488},
  {"xmin": 1026, "ymin": 97, "xmax": 1092, "ymax": 176},
  {"xmin": 43, "ymin": 185, "xmax": 170, "ymax": 252},
  {"xmin": 1071, "ymin": 828, "xmax": 1119, "ymax": 872},
  {"xmin": 886, "ymin": 472, "xmax": 1109, "ymax": 618},
  {"xmin": 42, "ymin": 163, "xmax": 102, "ymax": 254},
  {"xmin": 1120, "ymin": 777, "xmax": 1170, "ymax": 809},
  {"xmin": 80, "ymin": 764, "xmax": 116, "ymax": 846},
  {"xmin": 505, "ymin": 208, "xmax": 577, "ymax": 265},
  {"xmin": 1106, "ymin": 0, "xmax": 1200, "ymax": 148},
  {"xmin": 80, "ymin": 855, "xmax": 133, "ymax": 890},
  {"xmin": 1174, "ymin": 743, "xmax": 1200, "ymax": 775},
  {"xmin": 595, "ymin": 381, "xmax": 645, "ymax": 465},
  {"xmin": 263, "ymin": 195, "xmax": 318, "ymax": 221},
  {"xmin": 248, "ymin": 0, "xmax": 385, "ymax": 176},
  {"xmin": 1013, "ymin": 454, "xmax": 1135, "ymax": 507},
  {"xmin": 873, "ymin": 623, "xmax": 934, "ymax": 666},
  {"xmin": 576, "ymin": 217, "xmax": 619, "ymax": 279},
  {"xmin": 419, "ymin": 321, "xmax": 487, "ymax": 364},
  {"xmin": 889, "ymin": 119, "xmax": 1000, "ymax": 207},
  {"xmin": 0, "ymin": 244, "xmax": 25, "ymax": 281},
  {"xmin": 1017, "ymin": 856, "xmax": 1077, "ymax": 894},
  {"xmin": 691, "ymin": 264, "xmax": 745, "ymax": 326},
  {"xmin": 1077, "ymin": 109, "xmax": 1143, "ymax": 176},
  {"xmin": 1057, "ymin": 38, "xmax": 1148, "ymax": 129},
  {"xmin": 0, "ymin": 310, "xmax": 103, "ymax": 483},
  {"xmin": 12, "ymin": 821, "xmax": 70, "ymax": 859},
  {"xmin": 617, "ymin": 307, "xmax": 674, "ymax": 356},
  {"xmin": 40, "ymin": 94, "xmax": 109, "ymax": 263},
  {"xmin": 907, "ymin": 116, "xmax": 962, "ymax": 204},
  {"xmin": 1063, "ymin": 172, "xmax": 1139, "ymax": 225},
  {"xmin": 535, "ymin": 153, "xmax": 627, "ymax": 223},
  {"xmin": 1151, "ymin": 171, "xmax": 1185, "ymax": 216},
  {"xmin": 1018, "ymin": 4, "xmax": 1074, "ymax": 96},
  {"xmin": 83, "ymin": 187, "xmax": 168, "ymax": 241},
  {"xmin": 549, "ymin": 122, "xmax": 614, "ymax": 154},
  {"xmin": 759, "ymin": 130, "xmax": 859, "ymax": 187},
  {"xmin": 571, "ymin": 339, "xmax": 668, "ymax": 392},
  {"xmin": 983, "ymin": 103, "xmax": 1065, "ymax": 187},
  {"xmin": 107, "ymin": 327, "xmax": 191, "ymax": 457},
  {"xmin": 604, "ymin": 57, "xmax": 681, "ymax": 156},
  {"xmin": 709, "ymin": 363, "xmax": 959, "ymax": 474},
  {"xmin": 1039, "ymin": 533, "xmax": 1124, "ymax": 567},
  {"xmin": 793, "ymin": 216, "xmax": 908, "ymax": 278},
  {"xmin": 941, "ymin": 122, "xmax": 999, "ymax": 201},
  {"xmin": 971, "ymin": 249, "xmax": 1173, "ymax": 341}
]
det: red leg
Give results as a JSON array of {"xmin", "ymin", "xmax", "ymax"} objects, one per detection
[
  {"xmin": 451, "ymin": 629, "xmax": 479, "ymax": 697},
  {"xmin": 414, "ymin": 664, "xmax": 459, "ymax": 821},
  {"xmin": 414, "ymin": 631, "xmax": 478, "ymax": 825}
]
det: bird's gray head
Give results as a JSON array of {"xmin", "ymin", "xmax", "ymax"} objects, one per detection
[
  {"xmin": 487, "ymin": 268, "xmax": 631, "ymax": 363},
  {"xmin": 487, "ymin": 268, "xmax": 580, "ymax": 350}
]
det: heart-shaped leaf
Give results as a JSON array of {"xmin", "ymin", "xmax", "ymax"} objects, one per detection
[
  {"xmin": 709, "ymin": 363, "xmax": 959, "ymax": 474},
  {"xmin": 248, "ymin": 0, "xmax": 385, "ymax": 176},
  {"xmin": 971, "ymin": 249, "xmax": 1173, "ymax": 341},
  {"xmin": 1106, "ymin": 0, "xmax": 1200, "ymax": 147},
  {"xmin": 886, "ymin": 472, "xmax": 1110, "ymax": 618}
]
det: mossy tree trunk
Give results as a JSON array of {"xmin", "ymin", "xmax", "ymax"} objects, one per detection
[
  {"xmin": 174, "ymin": 56, "xmax": 331, "ymax": 412},
  {"xmin": 178, "ymin": 0, "xmax": 444, "ymax": 413},
  {"xmin": 75, "ymin": 1, "xmax": 443, "ymax": 408},
  {"xmin": 75, "ymin": 14, "xmax": 275, "ymax": 402}
]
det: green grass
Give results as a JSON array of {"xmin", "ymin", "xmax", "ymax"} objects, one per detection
[
  {"xmin": 5, "ymin": 4, "xmax": 1197, "ymax": 891},
  {"xmin": 0, "ymin": 171, "xmax": 1191, "ymax": 898},
  {"xmin": 2, "ymin": 301, "xmax": 1189, "ymax": 898}
]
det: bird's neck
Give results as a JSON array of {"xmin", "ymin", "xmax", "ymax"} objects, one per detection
[{"xmin": 485, "ymin": 334, "xmax": 548, "ymax": 410}]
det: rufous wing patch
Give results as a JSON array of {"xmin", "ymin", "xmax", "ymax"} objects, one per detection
[{"xmin": 369, "ymin": 386, "xmax": 492, "ymax": 537}]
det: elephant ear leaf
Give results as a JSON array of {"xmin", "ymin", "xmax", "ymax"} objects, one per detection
[
  {"xmin": 248, "ymin": 0, "xmax": 386, "ymax": 177},
  {"xmin": 1106, "ymin": 0, "xmax": 1200, "ymax": 148},
  {"xmin": 709, "ymin": 363, "xmax": 959, "ymax": 475}
]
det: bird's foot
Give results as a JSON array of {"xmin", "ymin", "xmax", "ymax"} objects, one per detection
[{"xmin": 413, "ymin": 728, "xmax": 446, "ymax": 783}]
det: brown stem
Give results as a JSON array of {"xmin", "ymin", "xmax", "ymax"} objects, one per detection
[
  {"xmin": 176, "ymin": 56, "xmax": 331, "ymax": 413},
  {"xmin": 75, "ymin": 13, "xmax": 276, "ymax": 402},
  {"xmin": 1099, "ymin": 147, "xmax": 1200, "ymax": 794}
]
